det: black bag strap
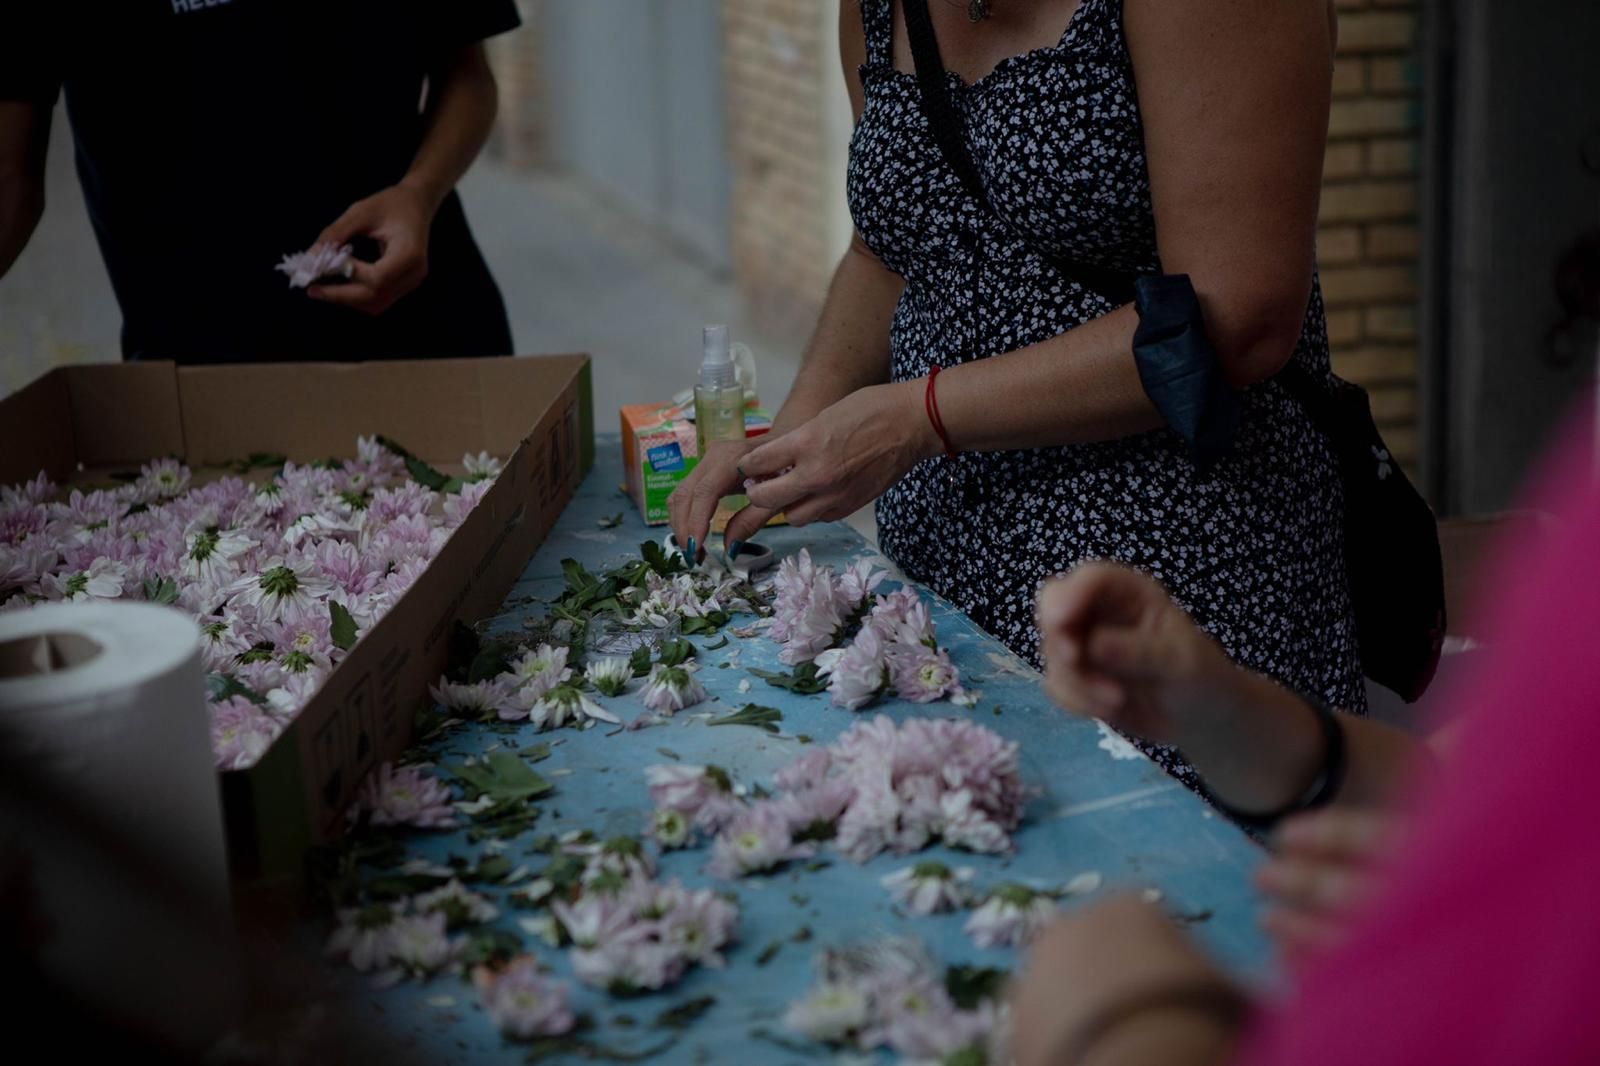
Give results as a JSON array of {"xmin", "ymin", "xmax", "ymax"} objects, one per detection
[{"xmin": 900, "ymin": 0, "xmax": 1136, "ymax": 304}]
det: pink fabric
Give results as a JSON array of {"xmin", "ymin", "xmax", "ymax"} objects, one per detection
[{"xmin": 1238, "ymin": 425, "xmax": 1600, "ymax": 1066}]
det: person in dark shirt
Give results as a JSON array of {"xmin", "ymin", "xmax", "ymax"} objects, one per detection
[{"xmin": 0, "ymin": 1, "xmax": 519, "ymax": 364}]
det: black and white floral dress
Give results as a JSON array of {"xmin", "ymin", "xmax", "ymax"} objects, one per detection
[{"xmin": 849, "ymin": 0, "xmax": 1366, "ymax": 785}]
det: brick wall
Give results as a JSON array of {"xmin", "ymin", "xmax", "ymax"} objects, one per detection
[
  {"xmin": 721, "ymin": 0, "xmax": 838, "ymax": 344},
  {"xmin": 1321, "ymin": 0, "xmax": 1425, "ymax": 466}
]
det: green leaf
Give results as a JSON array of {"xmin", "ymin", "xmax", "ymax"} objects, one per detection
[
  {"xmin": 468, "ymin": 638, "xmax": 520, "ymax": 684},
  {"xmin": 704, "ymin": 635, "xmax": 730, "ymax": 650},
  {"xmin": 754, "ymin": 940, "xmax": 783, "ymax": 967},
  {"xmin": 519, "ymin": 742, "xmax": 552, "ymax": 762},
  {"xmin": 561, "ymin": 558, "xmax": 599, "ymax": 595},
  {"xmin": 329, "ymin": 600, "xmax": 359, "ymax": 651},
  {"xmin": 657, "ymin": 639, "xmax": 694, "ymax": 667},
  {"xmin": 598, "ymin": 512, "xmax": 624, "ymax": 529},
  {"xmin": 447, "ymin": 749, "xmax": 555, "ymax": 804},
  {"xmin": 459, "ymin": 927, "xmax": 523, "ymax": 968},
  {"xmin": 206, "ymin": 672, "xmax": 268, "ymax": 707},
  {"xmin": 678, "ymin": 615, "xmax": 714, "ymax": 636},
  {"xmin": 142, "ymin": 576, "xmax": 179, "ymax": 605},
  {"xmin": 654, "ymin": 995, "xmax": 716, "ymax": 1030},
  {"xmin": 708, "ymin": 704, "xmax": 783, "ymax": 733},
  {"xmin": 944, "ymin": 964, "xmax": 1010, "ymax": 1010},
  {"xmin": 655, "ymin": 747, "xmax": 681, "ymax": 761},
  {"xmin": 404, "ymin": 455, "xmax": 449, "ymax": 490},
  {"xmin": 749, "ymin": 662, "xmax": 827, "ymax": 695},
  {"xmin": 628, "ymin": 645, "xmax": 654, "ymax": 678}
]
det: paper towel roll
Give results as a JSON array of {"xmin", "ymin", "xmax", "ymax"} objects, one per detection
[{"xmin": 0, "ymin": 601, "xmax": 238, "ymax": 1050}]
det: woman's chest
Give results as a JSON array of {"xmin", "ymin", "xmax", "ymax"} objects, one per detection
[{"xmin": 847, "ymin": 47, "xmax": 1156, "ymax": 278}]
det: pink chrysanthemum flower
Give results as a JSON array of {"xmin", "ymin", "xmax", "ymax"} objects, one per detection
[
  {"xmin": 887, "ymin": 644, "xmax": 961, "ymax": 704},
  {"xmin": 227, "ymin": 555, "xmax": 335, "ymax": 622},
  {"xmin": 474, "ymin": 957, "xmax": 576, "ymax": 1039},
  {"xmin": 275, "ymin": 241, "xmax": 354, "ymax": 289},
  {"xmin": 639, "ymin": 663, "xmax": 707, "ymax": 714},
  {"xmin": 357, "ymin": 762, "xmax": 457, "ymax": 830},
  {"xmin": 0, "ymin": 543, "xmax": 56, "ymax": 597},
  {"xmin": 0, "ymin": 501, "xmax": 46, "ymax": 548},
  {"xmin": 135, "ymin": 458, "xmax": 192, "ymax": 502},
  {"xmin": 646, "ymin": 763, "xmax": 742, "ymax": 833},
  {"xmin": 429, "ymin": 676, "xmax": 518, "ymax": 721},
  {"xmin": 707, "ymin": 801, "xmax": 815, "ymax": 879},
  {"xmin": 40, "ymin": 556, "xmax": 129, "ymax": 602},
  {"xmin": 501, "ymin": 644, "xmax": 572, "ymax": 704},
  {"xmin": 442, "ymin": 479, "xmax": 493, "ymax": 528},
  {"xmin": 879, "ymin": 861, "xmax": 975, "ymax": 915},
  {"xmin": 209, "ymin": 695, "xmax": 283, "ymax": 771},
  {"xmin": 817, "ymin": 624, "xmax": 890, "ymax": 710},
  {"xmin": 963, "ymin": 884, "xmax": 1058, "ymax": 949}
]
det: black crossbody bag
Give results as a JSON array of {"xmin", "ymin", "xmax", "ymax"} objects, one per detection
[{"xmin": 900, "ymin": 0, "xmax": 1445, "ymax": 700}]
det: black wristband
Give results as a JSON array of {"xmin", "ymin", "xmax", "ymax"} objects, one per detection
[
  {"xmin": 1199, "ymin": 693, "xmax": 1348, "ymax": 832},
  {"xmin": 1052, "ymin": 977, "xmax": 1251, "ymax": 1066}
]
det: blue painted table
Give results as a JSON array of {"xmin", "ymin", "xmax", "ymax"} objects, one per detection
[{"xmin": 325, "ymin": 436, "xmax": 1268, "ymax": 1062}]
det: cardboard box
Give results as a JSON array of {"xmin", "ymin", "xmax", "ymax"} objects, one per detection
[
  {"xmin": 0, "ymin": 355, "xmax": 594, "ymax": 890},
  {"xmin": 620, "ymin": 401, "xmax": 772, "ymax": 526}
]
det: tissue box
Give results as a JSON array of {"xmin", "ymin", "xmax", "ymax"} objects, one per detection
[{"xmin": 620, "ymin": 402, "xmax": 772, "ymax": 526}]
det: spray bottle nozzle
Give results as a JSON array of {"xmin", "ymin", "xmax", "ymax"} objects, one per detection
[{"xmin": 700, "ymin": 324, "xmax": 738, "ymax": 391}]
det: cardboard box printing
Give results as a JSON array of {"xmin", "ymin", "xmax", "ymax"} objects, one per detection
[{"xmin": 0, "ymin": 355, "xmax": 594, "ymax": 891}]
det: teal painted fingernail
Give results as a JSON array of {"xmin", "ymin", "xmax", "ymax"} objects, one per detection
[
  {"xmin": 685, "ymin": 536, "xmax": 696, "ymax": 561},
  {"xmin": 728, "ymin": 540, "xmax": 744, "ymax": 559}
]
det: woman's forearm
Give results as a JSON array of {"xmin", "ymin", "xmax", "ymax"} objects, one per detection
[
  {"xmin": 400, "ymin": 45, "xmax": 499, "ymax": 214},
  {"xmin": 772, "ymin": 241, "xmax": 904, "ymax": 434},
  {"xmin": 934, "ymin": 305, "xmax": 1167, "ymax": 452}
]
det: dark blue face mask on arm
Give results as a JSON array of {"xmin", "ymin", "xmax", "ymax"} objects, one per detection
[{"xmin": 898, "ymin": 0, "xmax": 1446, "ymax": 703}]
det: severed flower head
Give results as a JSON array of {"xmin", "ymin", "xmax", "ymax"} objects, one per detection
[
  {"xmin": 650, "ymin": 807, "xmax": 692, "ymax": 849},
  {"xmin": 40, "ymin": 555, "xmax": 129, "ymax": 603},
  {"xmin": 879, "ymin": 861, "xmax": 975, "ymax": 916},
  {"xmin": 707, "ymin": 801, "xmax": 815, "ymax": 879},
  {"xmin": 585, "ymin": 655, "xmax": 632, "ymax": 698},
  {"xmin": 181, "ymin": 524, "xmax": 255, "ymax": 587},
  {"xmin": 646, "ymin": 762, "xmax": 742, "ymax": 833},
  {"xmin": 356, "ymin": 762, "xmax": 457, "ymax": 830},
  {"xmin": 816, "ymin": 624, "xmax": 891, "ymax": 711},
  {"xmin": 783, "ymin": 980, "xmax": 872, "ymax": 1044},
  {"xmin": 276, "ymin": 241, "xmax": 355, "ymax": 289},
  {"xmin": 963, "ymin": 883, "xmax": 1058, "ymax": 949},
  {"xmin": 462, "ymin": 451, "xmax": 504, "ymax": 481},
  {"xmin": 228, "ymin": 555, "xmax": 335, "ymax": 622},
  {"xmin": 474, "ymin": 956, "xmax": 576, "ymax": 1040},
  {"xmin": 431, "ymin": 676, "xmax": 519, "ymax": 721},
  {"xmin": 136, "ymin": 457, "xmax": 192, "ymax": 502},
  {"xmin": 208, "ymin": 695, "xmax": 282, "ymax": 770},
  {"xmin": 386, "ymin": 911, "xmax": 461, "ymax": 977},
  {"xmin": 326, "ymin": 902, "xmax": 401, "ymax": 973},
  {"xmin": 887, "ymin": 643, "xmax": 961, "ymax": 704},
  {"xmin": 502, "ymin": 644, "xmax": 572, "ymax": 705},
  {"xmin": 530, "ymin": 682, "xmax": 620, "ymax": 730},
  {"xmin": 412, "ymin": 879, "xmax": 501, "ymax": 928},
  {"xmin": 639, "ymin": 662, "xmax": 707, "ymax": 714}
]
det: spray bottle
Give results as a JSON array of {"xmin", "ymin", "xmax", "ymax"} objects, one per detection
[{"xmin": 694, "ymin": 325, "xmax": 747, "ymax": 455}]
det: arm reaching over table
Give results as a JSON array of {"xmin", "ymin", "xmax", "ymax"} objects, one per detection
[{"xmin": 1036, "ymin": 563, "xmax": 1421, "ymax": 818}]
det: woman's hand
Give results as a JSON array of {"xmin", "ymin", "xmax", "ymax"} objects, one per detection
[
  {"xmin": 740, "ymin": 380, "xmax": 939, "ymax": 526},
  {"xmin": 1255, "ymin": 807, "xmax": 1395, "ymax": 964},
  {"xmin": 1011, "ymin": 895, "xmax": 1239, "ymax": 1066},
  {"xmin": 1036, "ymin": 562, "xmax": 1240, "ymax": 746},
  {"xmin": 667, "ymin": 438, "xmax": 774, "ymax": 564}
]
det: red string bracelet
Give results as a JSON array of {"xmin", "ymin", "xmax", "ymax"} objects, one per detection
[{"xmin": 924, "ymin": 366, "xmax": 959, "ymax": 459}]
